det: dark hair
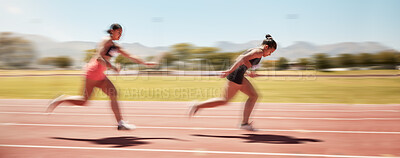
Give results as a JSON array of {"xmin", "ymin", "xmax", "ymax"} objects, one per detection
[
  {"xmin": 106, "ymin": 23, "xmax": 122, "ymax": 34},
  {"xmin": 261, "ymin": 34, "xmax": 277, "ymax": 50}
]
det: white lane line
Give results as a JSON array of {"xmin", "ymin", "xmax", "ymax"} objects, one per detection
[
  {"xmin": 0, "ymin": 105, "xmax": 398, "ymax": 112},
  {"xmin": 0, "ymin": 144, "xmax": 396, "ymax": 158},
  {"xmin": 0, "ymin": 111, "xmax": 399, "ymax": 120},
  {"xmin": 1, "ymin": 123, "xmax": 400, "ymax": 134}
]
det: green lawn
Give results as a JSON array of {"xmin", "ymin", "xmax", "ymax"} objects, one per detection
[
  {"xmin": 0, "ymin": 70, "xmax": 83, "ymax": 75},
  {"xmin": 0, "ymin": 75, "xmax": 399, "ymax": 104}
]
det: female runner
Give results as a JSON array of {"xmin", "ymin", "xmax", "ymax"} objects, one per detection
[
  {"xmin": 47, "ymin": 24, "xmax": 156, "ymax": 130},
  {"xmin": 189, "ymin": 34, "xmax": 277, "ymax": 131}
]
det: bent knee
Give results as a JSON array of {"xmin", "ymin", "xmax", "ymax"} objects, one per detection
[
  {"xmin": 220, "ymin": 98, "xmax": 230, "ymax": 105},
  {"xmin": 104, "ymin": 88, "xmax": 118, "ymax": 98},
  {"xmin": 249, "ymin": 93, "xmax": 259, "ymax": 100},
  {"xmin": 108, "ymin": 92, "xmax": 118, "ymax": 100}
]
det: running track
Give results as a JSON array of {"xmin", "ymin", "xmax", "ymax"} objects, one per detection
[{"xmin": 0, "ymin": 99, "xmax": 399, "ymax": 158}]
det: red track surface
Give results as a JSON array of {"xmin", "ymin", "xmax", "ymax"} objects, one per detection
[{"xmin": 0, "ymin": 99, "xmax": 399, "ymax": 158}]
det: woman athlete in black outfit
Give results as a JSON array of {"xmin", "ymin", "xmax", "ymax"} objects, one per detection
[{"xmin": 189, "ymin": 34, "xmax": 277, "ymax": 131}]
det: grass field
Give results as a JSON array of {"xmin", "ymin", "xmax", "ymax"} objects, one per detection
[
  {"xmin": 258, "ymin": 70, "xmax": 400, "ymax": 75},
  {"xmin": 0, "ymin": 70, "xmax": 84, "ymax": 75},
  {"xmin": 0, "ymin": 75, "xmax": 399, "ymax": 104}
]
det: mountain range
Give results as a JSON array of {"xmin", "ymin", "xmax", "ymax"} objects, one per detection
[
  {"xmin": 15, "ymin": 33, "xmax": 396, "ymax": 66},
  {"xmin": 215, "ymin": 40, "xmax": 395, "ymax": 60}
]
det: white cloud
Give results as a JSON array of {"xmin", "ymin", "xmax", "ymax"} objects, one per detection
[
  {"xmin": 1, "ymin": 3, "xmax": 23, "ymax": 15},
  {"xmin": 6, "ymin": 6, "xmax": 23, "ymax": 14}
]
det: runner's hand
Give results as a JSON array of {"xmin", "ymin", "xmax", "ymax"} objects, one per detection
[
  {"xmin": 247, "ymin": 71, "xmax": 258, "ymax": 78},
  {"xmin": 220, "ymin": 71, "xmax": 230, "ymax": 78},
  {"xmin": 112, "ymin": 63, "xmax": 121, "ymax": 73},
  {"xmin": 144, "ymin": 62, "xmax": 158, "ymax": 68}
]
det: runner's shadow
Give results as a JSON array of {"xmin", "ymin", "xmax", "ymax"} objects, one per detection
[
  {"xmin": 192, "ymin": 134, "xmax": 322, "ymax": 144},
  {"xmin": 51, "ymin": 136, "xmax": 184, "ymax": 148}
]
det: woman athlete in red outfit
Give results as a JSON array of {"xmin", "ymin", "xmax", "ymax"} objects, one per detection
[{"xmin": 46, "ymin": 24, "xmax": 156, "ymax": 130}]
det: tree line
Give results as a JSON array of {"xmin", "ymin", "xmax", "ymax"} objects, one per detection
[
  {"xmin": 268, "ymin": 51, "xmax": 400, "ymax": 70},
  {"xmin": 83, "ymin": 43, "xmax": 242, "ymax": 71},
  {"xmin": 109, "ymin": 43, "xmax": 400, "ymax": 71},
  {"xmin": 1, "ymin": 33, "xmax": 399, "ymax": 71}
]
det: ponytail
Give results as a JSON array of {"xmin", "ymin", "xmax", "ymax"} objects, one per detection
[
  {"xmin": 106, "ymin": 23, "xmax": 122, "ymax": 34},
  {"xmin": 261, "ymin": 34, "xmax": 277, "ymax": 49}
]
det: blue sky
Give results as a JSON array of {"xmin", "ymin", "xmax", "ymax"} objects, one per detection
[{"xmin": 1, "ymin": 0, "xmax": 399, "ymax": 50}]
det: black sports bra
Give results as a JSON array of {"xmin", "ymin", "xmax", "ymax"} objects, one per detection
[
  {"xmin": 105, "ymin": 45, "xmax": 118, "ymax": 57},
  {"xmin": 242, "ymin": 47, "xmax": 262, "ymax": 66}
]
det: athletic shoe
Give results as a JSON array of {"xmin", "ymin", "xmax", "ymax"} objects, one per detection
[
  {"xmin": 240, "ymin": 122, "xmax": 258, "ymax": 131},
  {"xmin": 117, "ymin": 120, "xmax": 136, "ymax": 130},
  {"xmin": 46, "ymin": 94, "xmax": 65, "ymax": 113}
]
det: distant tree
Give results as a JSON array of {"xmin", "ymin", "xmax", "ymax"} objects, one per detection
[
  {"xmin": 84, "ymin": 49, "xmax": 96, "ymax": 63},
  {"xmin": 262, "ymin": 60, "xmax": 277, "ymax": 70},
  {"xmin": 189, "ymin": 47, "xmax": 219, "ymax": 59},
  {"xmin": 374, "ymin": 51, "xmax": 398, "ymax": 69},
  {"xmin": 38, "ymin": 56, "xmax": 73, "ymax": 68},
  {"xmin": 397, "ymin": 52, "xmax": 400, "ymax": 65},
  {"xmin": 188, "ymin": 47, "xmax": 222, "ymax": 70},
  {"xmin": 313, "ymin": 53, "xmax": 331, "ymax": 70},
  {"xmin": 38, "ymin": 57, "xmax": 55, "ymax": 65},
  {"xmin": 329, "ymin": 56, "xmax": 341, "ymax": 68},
  {"xmin": 146, "ymin": 56, "xmax": 155, "ymax": 61},
  {"xmin": 356, "ymin": 53, "xmax": 374, "ymax": 67},
  {"xmin": 162, "ymin": 52, "xmax": 179, "ymax": 66},
  {"xmin": 115, "ymin": 54, "xmax": 134, "ymax": 67},
  {"xmin": 170, "ymin": 43, "xmax": 194, "ymax": 61},
  {"xmin": 0, "ymin": 32, "xmax": 36, "ymax": 68},
  {"xmin": 54, "ymin": 56, "xmax": 73, "ymax": 68},
  {"xmin": 202, "ymin": 52, "xmax": 238, "ymax": 70},
  {"xmin": 277, "ymin": 57, "xmax": 289, "ymax": 70},
  {"xmin": 338, "ymin": 54, "xmax": 355, "ymax": 67},
  {"xmin": 298, "ymin": 58, "xmax": 310, "ymax": 67}
]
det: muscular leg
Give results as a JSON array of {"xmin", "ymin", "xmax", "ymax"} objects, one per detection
[
  {"xmin": 239, "ymin": 78, "xmax": 259, "ymax": 124},
  {"xmin": 99, "ymin": 77, "xmax": 122, "ymax": 123},
  {"xmin": 190, "ymin": 81, "xmax": 242, "ymax": 115},
  {"xmin": 46, "ymin": 78, "xmax": 98, "ymax": 112}
]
